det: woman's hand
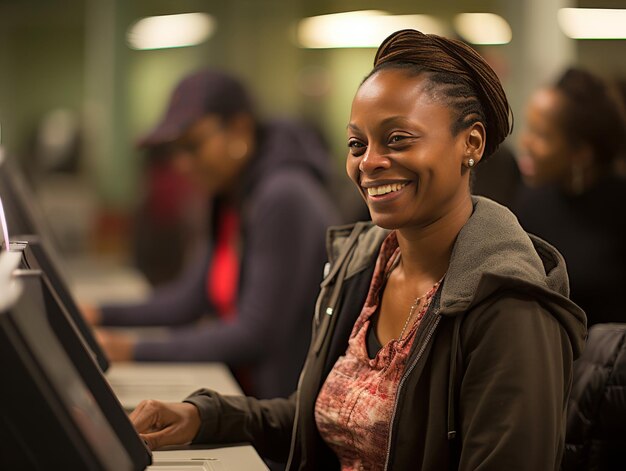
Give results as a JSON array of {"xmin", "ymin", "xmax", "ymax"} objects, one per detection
[
  {"xmin": 80, "ymin": 303, "xmax": 102, "ymax": 325},
  {"xmin": 130, "ymin": 400, "xmax": 202, "ymax": 450},
  {"xmin": 95, "ymin": 328, "xmax": 135, "ymax": 362}
]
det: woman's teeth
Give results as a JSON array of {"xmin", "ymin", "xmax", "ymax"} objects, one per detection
[{"xmin": 367, "ymin": 182, "xmax": 407, "ymax": 196}]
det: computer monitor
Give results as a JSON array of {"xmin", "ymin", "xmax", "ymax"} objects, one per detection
[
  {"xmin": 0, "ymin": 152, "xmax": 54, "ymax": 241},
  {"xmin": 0, "ymin": 252, "xmax": 152, "ymax": 470},
  {"xmin": 7, "ymin": 236, "xmax": 109, "ymax": 372}
]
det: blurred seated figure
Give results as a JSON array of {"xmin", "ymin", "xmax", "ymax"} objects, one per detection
[
  {"xmin": 514, "ymin": 67, "xmax": 626, "ymax": 327},
  {"xmin": 563, "ymin": 323, "xmax": 626, "ymax": 470},
  {"xmin": 83, "ymin": 69, "xmax": 340, "ymax": 398}
]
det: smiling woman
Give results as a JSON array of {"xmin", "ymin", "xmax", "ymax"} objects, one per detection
[
  {"xmin": 128, "ymin": 30, "xmax": 586, "ymax": 471},
  {"xmin": 347, "ymin": 70, "xmax": 481, "ymax": 232}
]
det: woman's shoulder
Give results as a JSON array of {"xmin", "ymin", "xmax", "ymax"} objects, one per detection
[{"xmin": 322, "ymin": 222, "xmax": 387, "ymax": 279}]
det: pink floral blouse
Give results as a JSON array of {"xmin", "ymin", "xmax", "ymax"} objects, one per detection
[{"xmin": 314, "ymin": 231, "xmax": 440, "ymax": 470}]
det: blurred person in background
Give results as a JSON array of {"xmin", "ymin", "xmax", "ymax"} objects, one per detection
[
  {"xmin": 82, "ymin": 69, "xmax": 340, "ymax": 399},
  {"xmin": 127, "ymin": 30, "xmax": 585, "ymax": 470},
  {"xmin": 515, "ymin": 67, "xmax": 626, "ymax": 327}
]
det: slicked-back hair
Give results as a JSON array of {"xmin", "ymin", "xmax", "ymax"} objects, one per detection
[
  {"xmin": 554, "ymin": 67, "xmax": 626, "ymax": 165},
  {"xmin": 368, "ymin": 29, "xmax": 513, "ymax": 160}
]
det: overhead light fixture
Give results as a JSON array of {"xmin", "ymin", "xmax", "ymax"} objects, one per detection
[
  {"xmin": 558, "ymin": 8, "xmax": 626, "ymax": 39},
  {"xmin": 127, "ymin": 13, "xmax": 216, "ymax": 50},
  {"xmin": 453, "ymin": 13, "xmax": 512, "ymax": 45},
  {"xmin": 296, "ymin": 10, "xmax": 446, "ymax": 48}
]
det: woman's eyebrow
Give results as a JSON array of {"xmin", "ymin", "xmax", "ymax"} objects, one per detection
[
  {"xmin": 348, "ymin": 116, "xmax": 412, "ymax": 129},
  {"xmin": 380, "ymin": 116, "xmax": 411, "ymax": 127}
]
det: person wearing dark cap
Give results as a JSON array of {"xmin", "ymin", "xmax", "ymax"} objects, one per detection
[
  {"xmin": 128, "ymin": 30, "xmax": 585, "ymax": 470},
  {"xmin": 82, "ymin": 69, "xmax": 340, "ymax": 399}
]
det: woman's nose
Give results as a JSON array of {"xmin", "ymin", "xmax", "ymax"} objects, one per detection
[{"xmin": 358, "ymin": 146, "xmax": 391, "ymax": 174}]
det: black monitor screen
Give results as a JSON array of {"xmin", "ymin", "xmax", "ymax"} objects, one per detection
[
  {"xmin": 0, "ymin": 258, "xmax": 151, "ymax": 470},
  {"xmin": 8, "ymin": 236, "xmax": 109, "ymax": 372}
]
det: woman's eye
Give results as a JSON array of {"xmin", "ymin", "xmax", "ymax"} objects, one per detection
[
  {"xmin": 389, "ymin": 135, "xmax": 407, "ymax": 144},
  {"xmin": 348, "ymin": 140, "xmax": 366, "ymax": 155}
]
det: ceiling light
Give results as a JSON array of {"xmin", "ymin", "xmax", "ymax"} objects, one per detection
[
  {"xmin": 127, "ymin": 13, "xmax": 216, "ymax": 50},
  {"xmin": 453, "ymin": 13, "xmax": 512, "ymax": 45},
  {"xmin": 558, "ymin": 8, "xmax": 626, "ymax": 39},
  {"xmin": 297, "ymin": 10, "xmax": 446, "ymax": 48}
]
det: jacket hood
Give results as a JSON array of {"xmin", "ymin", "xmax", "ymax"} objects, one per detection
[
  {"xmin": 326, "ymin": 196, "xmax": 586, "ymax": 358},
  {"xmin": 441, "ymin": 197, "xmax": 586, "ymax": 358},
  {"xmin": 242, "ymin": 118, "xmax": 331, "ymax": 192}
]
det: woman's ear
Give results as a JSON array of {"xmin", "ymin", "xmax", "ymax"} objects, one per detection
[
  {"xmin": 226, "ymin": 113, "xmax": 256, "ymax": 159},
  {"xmin": 465, "ymin": 122, "xmax": 486, "ymax": 166}
]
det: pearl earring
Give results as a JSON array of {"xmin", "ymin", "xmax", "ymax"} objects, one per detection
[{"xmin": 467, "ymin": 158, "xmax": 475, "ymax": 168}]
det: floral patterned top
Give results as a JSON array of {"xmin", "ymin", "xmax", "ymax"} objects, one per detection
[{"xmin": 314, "ymin": 231, "xmax": 441, "ymax": 470}]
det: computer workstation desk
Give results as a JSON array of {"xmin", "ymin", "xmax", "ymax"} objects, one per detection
[
  {"xmin": 134, "ymin": 363, "xmax": 268, "ymax": 471},
  {"xmin": 70, "ymin": 261, "xmax": 270, "ymax": 470},
  {"xmin": 68, "ymin": 257, "xmax": 270, "ymax": 470},
  {"xmin": 0, "ymin": 247, "xmax": 268, "ymax": 470}
]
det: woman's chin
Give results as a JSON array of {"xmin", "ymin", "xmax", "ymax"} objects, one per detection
[{"xmin": 370, "ymin": 213, "xmax": 403, "ymax": 230}]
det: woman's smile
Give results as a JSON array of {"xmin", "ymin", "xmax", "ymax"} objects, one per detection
[{"xmin": 362, "ymin": 180, "xmax": 413, "ymax": 203}]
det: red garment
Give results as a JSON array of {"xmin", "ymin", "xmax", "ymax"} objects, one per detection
[
  {"xmin": 206, "ymin": 207, "xmax": 240, "ymax": 321},
  {"xmin": 314, "ymin": 232, "xmax": 440, "ymax": 470}
]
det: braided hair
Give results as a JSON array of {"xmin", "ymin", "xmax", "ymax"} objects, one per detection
[{"xmin": 367, "ymin": 29, "xmax": 513, "ymax": 160}]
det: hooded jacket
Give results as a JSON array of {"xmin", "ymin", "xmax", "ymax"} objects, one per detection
[
  {"xmin": 185, "ymin": 196, "xmax": 587, "ymax": 470},
  {"xmin": 100, "ymin": 119, "xmax": 339, "ymax": 399}
]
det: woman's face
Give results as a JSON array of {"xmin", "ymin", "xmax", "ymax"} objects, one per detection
[
  {"xmin": 346, "ymin": 68, "xmax": 477, "ymax": 230},
  {"xmin": 519, "ymin": 88, "xmax": 573, "ymax": 187},
  {"xmin": 173, "ymin": 114, "xmax": 253, "ymax": 195}
]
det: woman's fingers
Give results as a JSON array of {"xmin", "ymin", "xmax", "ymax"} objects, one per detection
[
  {"xmin": 129, "ymin": 400, "xmax": 201, "ymax": 449},
  {"xmin": 140, "ymin": 426, "xmax": 180, "ymax": 450},
  {"xmin": 129, "ymin": 399, "xmax": 161, "ymax": 434}
]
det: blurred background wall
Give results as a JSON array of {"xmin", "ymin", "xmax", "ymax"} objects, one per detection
[{"xmin": 0, "ymin": 0, "xmax": 624, "ymax": 264}]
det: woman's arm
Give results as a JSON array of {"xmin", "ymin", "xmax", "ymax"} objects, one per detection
[
  {"xmin": 98, "ymin": 245, "xmax": 213, "ymax": 327},
  {"xmin": 130, "ymin": 390, "xmax": 297, "ymax": 463}
]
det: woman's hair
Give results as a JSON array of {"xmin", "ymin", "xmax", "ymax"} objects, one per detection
[
  {"xmin": 553, "ymin": 67, "xmax": 626, "ymax": 164},
  {"xmin": 368, "ymin": 29, "xmax": 513, "ymax": 160}
]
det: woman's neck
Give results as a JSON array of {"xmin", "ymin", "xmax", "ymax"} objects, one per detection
[{"xmin": 395, "ymin": 195, "xmax": 473, "ymax": 283}]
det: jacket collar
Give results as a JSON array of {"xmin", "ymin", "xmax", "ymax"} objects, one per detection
[
  {"xmin": 325, "ymin": 196, "xmax": 585, "ymax": 352},
  {"xmin": 328, "ymin": 197, "xmax": 571, "ymax": 304}
]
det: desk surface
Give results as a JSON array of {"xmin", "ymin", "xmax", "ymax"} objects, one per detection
[
  {"xmin": 107, "ymin": 362, "xmax": 243, "ymax": 410},
  {"xmin": 151, "ymin": 445, "xmax": 269, "ymax": 471},
  {"xmin": 108, "ymin": 363, "xmax": 269, "ymax": 470},
  {"xmin": 66, "ymin": 255, "xmax": 151, "ymax": 304}
]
